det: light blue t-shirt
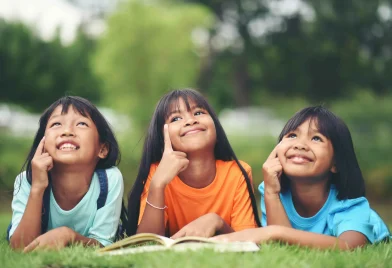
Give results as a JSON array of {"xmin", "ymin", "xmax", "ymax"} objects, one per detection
[
  {"xmin": 259, "ymin": 182, "xmax": 390, "ymax": 243},
  {"xmin": 9, "ymin": 166, "xmax": 124, "ymax": 246}
]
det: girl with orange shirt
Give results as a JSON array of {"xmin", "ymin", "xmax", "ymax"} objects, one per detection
[{"xmin": 126, "ymin": 89, "xmax": 261, "ymax": 238}]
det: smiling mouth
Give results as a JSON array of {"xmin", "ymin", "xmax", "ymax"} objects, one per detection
[
  {"xmin": 288, "ymin": 156, "xmax": 312, "ymax": 163},
  {"xmin": 182, "ymin": 129, "xmax": 204, "ymax": 136},
  {"xmin": 58, "ymin": 143, "xmax": 80, "ymax": 151}
]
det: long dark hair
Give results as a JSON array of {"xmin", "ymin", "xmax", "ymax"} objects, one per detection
[
  {"xmin": 278, "ymin": 106, "xmax": 365, "ymax": 200},
  {"xmin": 21, "ymin": 96, "xmax": 120, "ymax": 184},
  {"xmin": 127, "ymin": 89, "xmax": 261, "ymax": 235}
]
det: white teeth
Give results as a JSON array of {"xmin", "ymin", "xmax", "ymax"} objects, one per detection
[
  {"xmin": 291, "ymin": 156, "xmax": 309, "ymax": 162},
  {"xmin": 59, "ymin": 143, "xmax": 77, "ymax": 150}
]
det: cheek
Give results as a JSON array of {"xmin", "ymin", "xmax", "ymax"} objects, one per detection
[{"xmin": 277, "ymin": 142, "xmax": 289, "ymax": 157}]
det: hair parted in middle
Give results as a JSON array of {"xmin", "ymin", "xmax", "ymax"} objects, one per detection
[{"xmin": 126, "ymin": 88, "xmax": 261, "ymax": 235}]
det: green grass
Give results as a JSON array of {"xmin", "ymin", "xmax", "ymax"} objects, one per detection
[{"xmin": 1, "ymin": 213, "xmax": 392, "ymax": 268}]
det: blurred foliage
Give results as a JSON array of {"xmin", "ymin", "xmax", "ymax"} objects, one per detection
[
  {"xmin": 0, "ymin": 19, "xmax": 101, "ymax": 112},
  {"xmin": 180, "ymin": 0, "xmax": 392, "ymax": 108},
  {"xmin": 0, "ymin": 133, "xmax": 31, "ymax": 194},
  {"xmin": 93, "ymin": 0, "xmax": 213, "ymax": 130}
]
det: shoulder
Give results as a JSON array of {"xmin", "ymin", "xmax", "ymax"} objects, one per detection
[
  {"xmin": 238, "ymin": 160, "xmax": 251, "ymax": 173},
  {"xmin": 100, "ymin": 167, "xmax": 123, "ymax": 190},
  {"xmin": 12, "ymin": 171, "xmax": 30, "ymax": 195},
  {"xmin": 216, "ymin": 159, "xmax": 251, "ymax": 173},
  {"xmin": 258, "ymin": 181, "xmax": 265, "ymax": 195},
  {"xmin": 328, "ymin": 186, "xmax": 370, "ymax": 215},
  {"xmin": 14, "ymin": 171, "xmax": 28, "ymax": 184}
]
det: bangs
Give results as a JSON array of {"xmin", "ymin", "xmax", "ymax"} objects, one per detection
[
  {"xmin": 57, "ymin": 97, "xmax": 92, "ymax": 118},
  {"xmin": 159, "ymin": 89, "xmax": 210, "ymax": 121},
  {"xmin": 279, "ymin": 106, "xmax": 337, "ymax": 141}
]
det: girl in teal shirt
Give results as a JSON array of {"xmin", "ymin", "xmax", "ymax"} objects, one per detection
[
  {"xmin": 9, "ymin": 96, "xmax": 124, "ymax": 251},
  {"xmin": 215, "ymin": 106, "xmax": 390, "ymax": 249}
]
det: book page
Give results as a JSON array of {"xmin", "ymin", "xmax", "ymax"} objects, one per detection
[
  {"xmin": 171, "ymin": 236, "xmax": 215, "ymax": 246},
  {"xmin": 97, "ymin": 241, "xmax": 260, "ymax": 255},
  {"xmin": 98, "ymin": 233, "xmax": 175, "ymax": 252},
  {"xmin": 172, "ymin": 241, "xmax": 260, "ymax": 253}
]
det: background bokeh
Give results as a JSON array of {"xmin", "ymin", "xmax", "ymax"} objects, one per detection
[{"xmin": 0, "ymin": 0, "xmax": 391, "ymax": 222}]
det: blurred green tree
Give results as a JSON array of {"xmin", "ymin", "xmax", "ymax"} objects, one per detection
[
  {"xmin": 180, "ymin": 0, "xmax": 392, "ymax": 104},
  {"xmin": 93, "ymin": 0, "xmax": 213, "ymax": 130},
  {"xmin": 0, "ymin": 20, "xmax": 101, "ymax": 112}
]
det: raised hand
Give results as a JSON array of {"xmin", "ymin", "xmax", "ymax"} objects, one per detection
[
  {"xmin": 262, "ymin": 143, "xmax": 283, "ymax": 195},
  {"xmin": 151, "ymin": 124, "xmax": 189, "ymax": 188},
  {"xmin": 31, "ymin": 137, "xmax": 53, "ymax": 191}
]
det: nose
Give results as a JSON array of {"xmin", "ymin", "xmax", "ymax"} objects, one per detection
[
  {"xmin": 61, "ymin": 125, "xmax": 75, "ymax": 137},
  {"xmin": 184, "ymin": 115, "xmax": 198, "ymax": 127},
  {"xmin": 293, "ymin": 138, "xmax": 308, "ymax": 150}
]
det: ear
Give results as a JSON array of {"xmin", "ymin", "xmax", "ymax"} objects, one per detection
[
  {"xmin": 330, "ymin": 164, "xmax": 338, "ymax": 173},
  {"xmin": 98, "ymin": 143, "xmax": 109, "ymax": 159}
]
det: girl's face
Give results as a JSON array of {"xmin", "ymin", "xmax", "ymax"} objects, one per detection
[
  {"xmin": 43, "ymin": 105, "xmax": 108, "ymax": 168},
  {"xmin": 277, "ymin": 119, "xmax": 337, "ymax": 182},
  {"xmin": 164, "ymin": 98, "xmax": 216, "ymax": 154}
]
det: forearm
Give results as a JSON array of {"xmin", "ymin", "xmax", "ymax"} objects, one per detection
[
  {"xmin": 10, "ymin": 189, "xmax": 45, "ymax": 249},
  {"xmin": 265, "ymin": 193, "xmax": 292, "ymax": 227},
  {"xmin": 136, "ymin": 185, "xmax": 166, "ymax": 236},
  {"xmin": 269, "ymin": 226, "xmax": 364, "ymax": 250}
]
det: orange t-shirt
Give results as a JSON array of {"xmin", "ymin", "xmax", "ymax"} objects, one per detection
[{"xmin": 138, "ymin": 160, "xmax": 257, "ymax": 236}]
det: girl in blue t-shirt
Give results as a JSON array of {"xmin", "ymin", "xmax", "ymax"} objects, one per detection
[
  {"xmin": 9, "ymin": 96, "xmax": 124, "ymax": 252},
  {"xmin": 214, "ymin": 106, "xmax": 390, "ymax": 249}
]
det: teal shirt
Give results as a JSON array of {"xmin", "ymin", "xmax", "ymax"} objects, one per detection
[
  {"xmin": 9, "ymin": 167, "xmax": 124, "ymax": 246},
  {"xmin": 259, "ymin": 182, "xmax": 390, "ymax": 243}
]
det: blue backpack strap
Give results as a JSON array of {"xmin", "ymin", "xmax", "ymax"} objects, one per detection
[
  {"xmin": 95, "ymin": 168, "xmax": 127, "ymax": 240},
  {"xmin": 96, "ymin": 169, "xmax": 108, "ymax": 210},
  {"xmin": 6, "ymin": 223, "xmax": 12, "ymax": 242}
]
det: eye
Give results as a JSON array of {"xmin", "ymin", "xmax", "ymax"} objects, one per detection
[
  {"xmin": 286, "ymin": 133, "xmax": 296, "ymax": 139},
  {"xmin": 50, "ymin": 122, "xmax": 61, "ymax": 128},
  {"xmin": 77, "ymin": 122, "xmax": 88, "ymax": 127},
  {"xmin": 312, "ymin": 136, "xmax": 323, "ymax": 142},
  {"xmin": 170, "ymin": 116, "xmax": 181, "ymax": 123},
  {"xmin": 194, "ymin": 110, "xmax": 205, "ymax": 116}
]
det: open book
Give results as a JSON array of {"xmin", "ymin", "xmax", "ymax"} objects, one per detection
[{"xmin": 97, "ymin": 233, "xmax": 260, "ymax": 255}]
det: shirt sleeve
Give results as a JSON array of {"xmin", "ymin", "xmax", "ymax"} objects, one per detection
[
  {"xmin": 230, "ymin": 164, "xmax": 258, "ymax": 231},
  {"xmin": 9, "ymin": 172, "xmax": 31, "ymax": 240},
  {"xmin": 258, "ymin": 181, "xmax": 267, "ymax": 227},
  {"xmin": 87, "ymin": 167, "xmax": 124, "ymax": 246},
  {"xmin": 328, "ymin": 198, "xmax": 376, "ymax": 243}
]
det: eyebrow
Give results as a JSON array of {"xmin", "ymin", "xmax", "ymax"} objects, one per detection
[
  {"xmin": 167, "ymin": 105, "xmax": 204, "ymax": 117},
  {"xmin": 48, "ymin": 113, "xmax": 90, "ymax": 121},
  {"xmin": 48, "ymin": 114, "xmax": 62, "ymax": 121}
]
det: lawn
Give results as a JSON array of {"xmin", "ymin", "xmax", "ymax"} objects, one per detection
[{"xmin": 1, "ymin": 213, "xmax": 391, "ymax": 268}]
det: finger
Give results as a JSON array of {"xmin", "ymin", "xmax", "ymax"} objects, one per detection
[
  {"xmin": 171, "ymin": 229, "xmax": 185, "ymax": 240},
  {"xmin": 178, "ymin": 159, "xmax": 189, "ymax": 173},
  {"xmin": 34, "ymin": 137, "xmax": 46, "ymax": 157},
  {"xmin": 47, "ymin": 161, "xmax": 54, "ymax": 171},
  {"xmin": 24, "ymin": 239, "xmax": 39, "ymax": 253},
  {"xmin": 267, "ymin": 142, "xmax": 281, "ymax": 160},
  {"xmin": 163, "ymin": 124, "xmax": 173, "ymax": 152},
  {"xmin": 173, "ymin": 151, "xmax": 187, "ymax": 158}
]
